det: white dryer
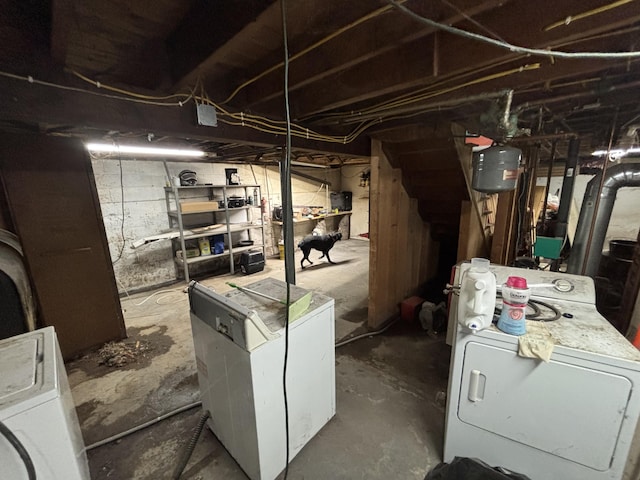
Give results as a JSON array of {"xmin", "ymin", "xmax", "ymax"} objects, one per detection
[
  {"xmin": 445, "ymin": 264, "xmax": 640, "ymax": 480},
  {"xmin": 0, "ymin": 326, "xmax": 90, "ymax": 480}
]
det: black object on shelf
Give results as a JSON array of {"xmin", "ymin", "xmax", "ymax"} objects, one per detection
[
  {"xmin": 240, "ymin": 250, "xmax": 265, "ymax": 274},
  {"xmin": 228, "ymin": 196, "xmax": 246, "ymax": 208},
  {"xmin": 225, "ymin": 168, "xmax": 239, "ymax": 185},
  {"xmin": 179, "ymin": 170, "xmax": 197, "ymax": 186},
  {"xmin": 342, "ymin": 191, "xmax": 352, "ymax": 211},
  {"xmin": 330, "ymin": 191, "xmax": 352, "ymax": 211}
]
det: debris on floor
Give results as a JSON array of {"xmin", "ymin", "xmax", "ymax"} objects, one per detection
[{"xmin": 97, "ymin": 339, "xmax": 152, "ymax": 367}]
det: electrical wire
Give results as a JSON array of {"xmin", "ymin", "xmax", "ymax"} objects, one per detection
[
  {"xmin": 386, "ymin": 0, "xmax": 640, "ymax": 59},
  {"xmin": 281, "ymin": 1, "xmax": 292, "ymax": 478},
  {"xmin": 85, "ymin": 401, "xmax": 202, "ymax": 451},
  {"xmin": 220, "ymin": 1, "xmax": 406, "ymax": 105},
  {"xmin": 0, "ymin": 420, "xmax": 36, "ymax": 480},
  {"xmin": 280, "ymin": 0, "xmax": 295, "ymax": 480},
  {"xmin": 438, "ymin": 0, "xmax": 506, "ymax": 42},
  {"xmin": 0, "ymin": 70, "xmax": 193, "ymax": 107},
  {"xmin": 0, "ymin": 69, "xmax": 366, "ymax": 145},
  {"xmin": 111, "ymin": 151, "xmax": 126, "ymax": 265},
  {"xmin": 309, "ymin": 64, "xmax": 540, "ymax": 123},
  {"xmin": 334, "ymin": 318, "xmax": 399, "ymax": 348},
  {"xmin": 131, "ymin": 288, "xmax": 186, "ymax": 306},
  {"xmin": 543, "ymin": 0, "xmax": 636, "ymax": 31}
]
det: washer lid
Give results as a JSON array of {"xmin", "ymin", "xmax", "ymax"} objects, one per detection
[{"xmin": 0, "ymin": 336, "xmax": 38, "ymax": 401}]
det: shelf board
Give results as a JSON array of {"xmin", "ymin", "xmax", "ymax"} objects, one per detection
[
  {"xmin": 177, "ymin": 224, "xmax": 264, "ymax": 240},
  {"xmin": 272, "ymin": 211, "xmax": 352, "ymax": 225},
  {"xmin": 168, "ymin": 205, "xmax": 258, "ymax": 217},
  {"xmin": 174, "ymin": 244, "xmax": 265, "ymax": 266},
  {"xmin": 165, "ymin": 184, "xmax": 260, "ymax": 191}
]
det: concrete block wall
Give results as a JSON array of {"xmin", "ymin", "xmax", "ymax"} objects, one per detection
[{"xmin": 91, "ymin": 157, "xmax": 345, "ymax": 293}]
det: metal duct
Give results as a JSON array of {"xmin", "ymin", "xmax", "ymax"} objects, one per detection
[{"xmin": 568, "ymin": 163, "xmax": 640, "ymax": 276}]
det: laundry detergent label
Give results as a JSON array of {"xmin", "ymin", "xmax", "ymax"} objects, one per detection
[{"xmin": 497, "ymin": 301, "xmax": 527, "ymax": 335}]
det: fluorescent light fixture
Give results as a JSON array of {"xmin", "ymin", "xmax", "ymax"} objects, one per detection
[
  {"xmin": 86, "ymin": 143, "xmax": 205, "ymax": 157},
  {"xmin": 291, "ymin": 160, "xmax": 330, "ymax": 168},
  {"xmin": 592, "ymin": 147, "xmax": 640, "ymax": 159}
]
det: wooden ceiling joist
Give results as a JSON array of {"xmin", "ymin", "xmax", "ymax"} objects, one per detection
[{"xmin": 0, "ymin": 74, "xmax": 370, "ymax": 157}]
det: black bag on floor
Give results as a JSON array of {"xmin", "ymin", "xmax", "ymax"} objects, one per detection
[{"xmin": 425, "ymin": 457, "xmax": 532, "ymax": 480}]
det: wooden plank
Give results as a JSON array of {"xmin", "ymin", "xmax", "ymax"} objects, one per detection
[
  {"xmin": 490, "ymin": 190, "xmax": 518, "ymax": 265},
  {"xmin": 51, "ymin": 0, "xmax": 75, "ymax": 64},
  {"xmin": 0, "ymin": 133, "xmax": 126, "ymax": 358},
  {"xmin": 368, "ymin": 139, "xmax": 436, "ymax": 328},
  {"xmin": 368, "ymin": 146, "xmax": 382, "ymax": 325},
  {"xmin": 457, "ymin": 200, "xmax": 489, "ymax": 262},
  {"xmin": 180, "ymin": 201, "xmax": 220, "ymax": 213},
  {"xmin": 393, "ymin": 166, "xmax": 408, "ymax": 311},
  {"xmin": 532, "ymin": 186, "xmax": 547, "ymax": 228},
  {"xmin": 457, "ymin": 201, "xmax": 472, "ymax": 262},
  {"xmin": 166, "ymin": 0, "xmax": 273, "ymax": 82}
]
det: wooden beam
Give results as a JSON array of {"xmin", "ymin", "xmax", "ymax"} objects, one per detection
[
  {"xmin": 278, "ymin": 0, "xmax": 640, "ymax": 118},
  {"xmin": 51, "ymin": 0, "xmax": 74, "ymax": 65},
  {"xmin": 166, "ymin": 0, "xmax": 273, "ymax": 83},
  {"xmin": 490, "ymin": 190, "xmax": 518, "ymax": 265},
  {"xmin": 457, "ymin": 200, "xmax": 489, "ymax": 262},
  {"xmin": 174, "ymin": 0, "xmax": 389, "ymax": 92},
  {"xmin": 0, "ymin": 74, "xmax": 370, "ymax": 157},
  {"xmin": 241, "ymin": 0, "xmax": 507, "ymax": 109}
]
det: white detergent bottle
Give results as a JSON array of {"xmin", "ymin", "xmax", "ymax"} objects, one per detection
[{"xmin": 457, "ymin": 258, "xmax": 496, "ymax": 332}]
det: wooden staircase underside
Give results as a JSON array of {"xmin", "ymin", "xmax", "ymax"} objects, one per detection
[{"xmin": 378, "ymin": 130, "xmax": 469, "ymax": 237}]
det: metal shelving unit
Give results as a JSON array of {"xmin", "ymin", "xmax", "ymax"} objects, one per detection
[{"xmin": 164, "ymin": 184, "xmax": 266, "ymax": 282}]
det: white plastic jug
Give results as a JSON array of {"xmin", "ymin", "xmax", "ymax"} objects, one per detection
[{"xmin": 457, "ymin": 258, "xmax": 496, "ymax": 332}]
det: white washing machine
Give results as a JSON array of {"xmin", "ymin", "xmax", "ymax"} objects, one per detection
[
  {"xmin": 0, "ymin": 326, "xmax": 90, "ymax": 480},
  {"xmin": 189, "ymin": 278, "xmax": 335, "ymax": 480},
  {"xmin": 445, "ymin": 263, "xmax": 640, "ymax": 480}
]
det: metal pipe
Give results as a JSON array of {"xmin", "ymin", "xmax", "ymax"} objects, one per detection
[
  {"xmin": 509, "ymin": 133, "xmax": 578, "ymax": 143},
  {"xmin": 580, "ymin": 110, "xmax": 618, "ymax": 274},
  {"xmin": 555, "ymin": 138, "xmax": 580, "ymax": 240},
  {"xmin": 567, "ymin": 163, "xmax": 640, "ymax": 276},
  {"xmin": 540, "ymin": 140, "xmax": 558, "ymax": 223}
]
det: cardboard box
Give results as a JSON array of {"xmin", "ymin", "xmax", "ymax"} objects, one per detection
[{"xmin": 180, "ymin": 201, "xmax": 219, "ymax": 213}]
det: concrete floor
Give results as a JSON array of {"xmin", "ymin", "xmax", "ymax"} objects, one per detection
[{"xmin": 67, "ymin": 239, "xmax": 451, "ymax": 479}]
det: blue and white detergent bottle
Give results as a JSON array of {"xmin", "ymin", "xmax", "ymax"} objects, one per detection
[{"xmin": 497, "ymin": 276, "xmax": 530, "ymax": 335}]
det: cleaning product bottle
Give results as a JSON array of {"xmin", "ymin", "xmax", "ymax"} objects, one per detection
[
  {"xmin": 457, "ymin": 258, "xmax": 496, "ymax": 332},
  {"xmin": 497, "ymin": 276, "xmax": 530, "ymax": 336}
]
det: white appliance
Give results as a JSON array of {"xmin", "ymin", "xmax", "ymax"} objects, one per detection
[
  {"xmin": 0, "ymin": 327, "xmax": 90, "ymax": 480},
  {"xmin": 445, "ymin": 263, "xmax": 640, "ymax": 480},
  {"xmin": 189, "ymin": 278, "xmax": 335, "ymax": 480}
]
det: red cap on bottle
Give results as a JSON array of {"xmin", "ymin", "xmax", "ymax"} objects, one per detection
[{"xmin": 506, "ymin": 276, "xmax": 527, "ymax": 289}]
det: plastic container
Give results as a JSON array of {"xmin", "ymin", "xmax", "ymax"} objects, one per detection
[
  {"xmin": 198, "ymin": 238, "xmax": 211, "ymax": 256},
  {"xmin": 457, "ymin": 258, "xmax": 496, "ymax": 332},
  {"xmin": 497, "ymin": 276, "xmax": 530, "ymax": 336},
  {"xmin": 212, "ymin": 234, "xmax": 224, "ymax": 255}
]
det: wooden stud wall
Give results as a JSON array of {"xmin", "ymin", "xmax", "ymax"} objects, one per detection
[{"xmin": 368, "ymin": 140, "xmax": 437, "ymax": 329}]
